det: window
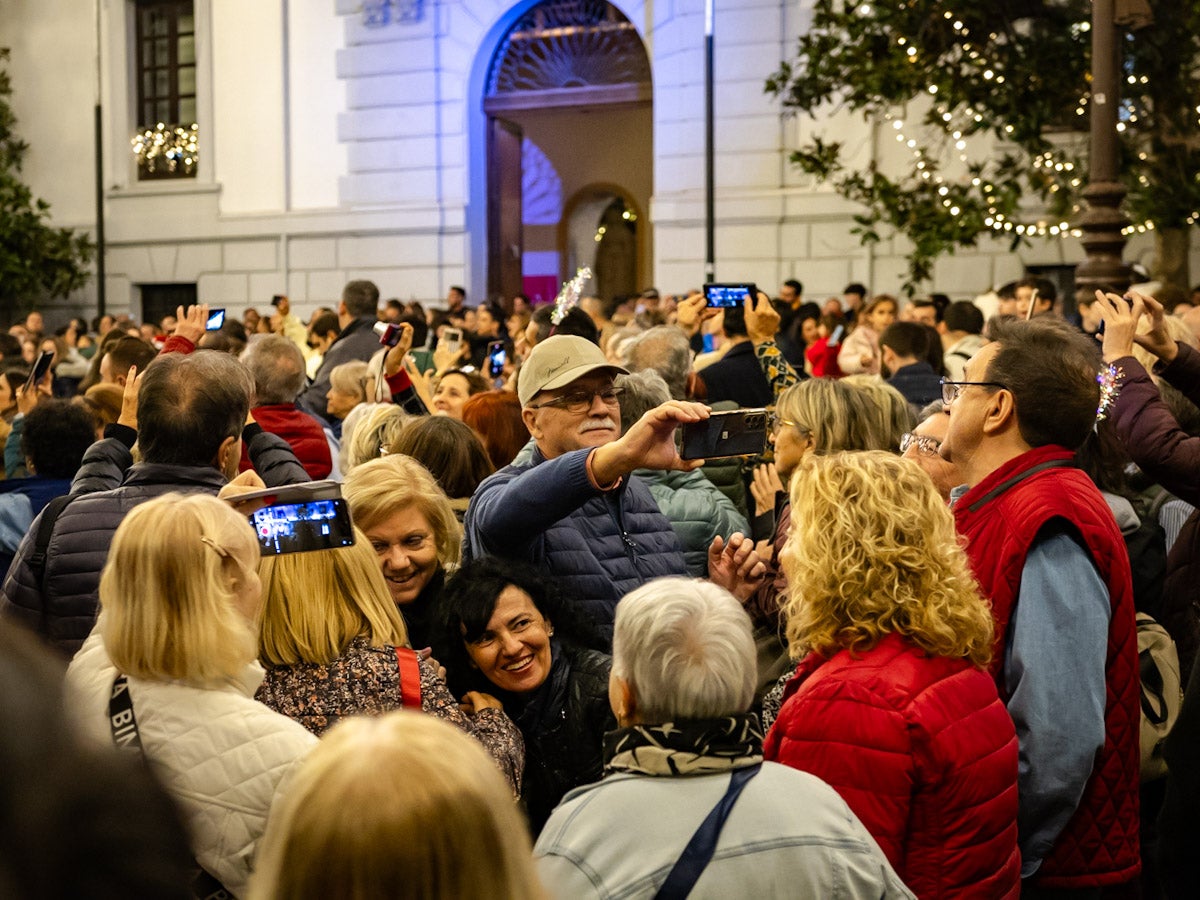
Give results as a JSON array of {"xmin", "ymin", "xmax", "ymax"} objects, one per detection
[
  {"xmin": 140, "ymin": 283, "xmax": 197, "ymax": 328},
  {"xmin": 133, "ymin": 0, "xmax": 196, "ymax": 179}
]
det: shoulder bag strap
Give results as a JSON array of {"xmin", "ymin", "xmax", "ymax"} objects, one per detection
[
  {"xmin": 395, "ymin": 647, "xmax": 423, "ymax": 709},
  {"xmin": 29, "ymin": 492, "xmax": 76, "ymax": 587},
  {"xmin": 108, "ymin": 675, "xmax": 233, "ymax": 900},
  {"xmin": 652, "ymin": 764, "xmax": 761, "ymax": 900}
]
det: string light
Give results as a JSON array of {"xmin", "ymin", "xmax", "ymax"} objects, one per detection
[{"xmin": 131, "ymin": 123, "xmax": 199, "ymax": 175}]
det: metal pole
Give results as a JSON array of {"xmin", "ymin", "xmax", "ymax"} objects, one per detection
[
  {"xmin": 704, "ymin": 0, "xmax": 715, "ymax": 283},
  {"xmin": 94, "ymin": 0, "xmax": 107, "ymax": 316},
  {"xmin": 1074, "ymin": 0, "xmax": 1129, "ymax": 301}
]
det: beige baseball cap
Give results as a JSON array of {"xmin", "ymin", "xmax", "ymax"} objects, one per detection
[{"xmin": 517, "ymin": 335, "xmax": 628, "ymax": 407}]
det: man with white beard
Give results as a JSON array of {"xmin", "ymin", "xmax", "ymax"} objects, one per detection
[{"xmin": 465, "ymin": 335, "xmax": 764, "ymax": 648}]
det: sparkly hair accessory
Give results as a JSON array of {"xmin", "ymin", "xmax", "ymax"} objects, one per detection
[
  {"xmin": 550, "ymin": 267, "xmax": 593, "ymax": 325},
  {"xmin": 1095, "ymin": 363, "xmax": 1122, "ymax": 423},
  {"xmin": 199, "ymin": 534, "xmax": 230, "ymax": 559}
]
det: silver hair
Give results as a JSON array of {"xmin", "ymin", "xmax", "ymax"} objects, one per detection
[
  {"xmin": 612, "ymin": 578, "xmax": 756, "ymax": 722},
  {"xmin": 240, "ymin": 334, "xmax": 306, "ymax": 405},
  {"xmin": 615, "ymin": 370, "xmax": 670, "ymax": 433},
  {"xmin": 622, "ymin": 326, "xmax": 692, "ymax": 400}
]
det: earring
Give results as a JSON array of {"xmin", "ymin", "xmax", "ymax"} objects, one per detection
[{"xmin": 547, "ymin": 626, "xmax": 555, "ymax": 636}]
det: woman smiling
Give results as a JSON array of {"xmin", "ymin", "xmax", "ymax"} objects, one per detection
[
  {"xmin": 343, "ymin": 454, "xmax": 461, "ymax": 650},
  {"xmin": 434, "ymin": 556, "xmax": 613, "ymax": 834}
]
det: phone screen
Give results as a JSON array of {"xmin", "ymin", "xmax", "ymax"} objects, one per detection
[
  {"xmin": 703, "ymin": 283, "xmax": 756, "ymax": 309},
  {"xmin": 206, "ymin": 309, "xmax": 226, "ymax": 331},
  {"xmin": 487, "ymin": 341, "xmax": 506, "ymax": 378},
  {"xmin": 828, "ymin": 324, "xmax": 845, "ymax": 346},
  {"xmin": 249, "ymin": 498, "xmax": 355, "ymax": 555}
]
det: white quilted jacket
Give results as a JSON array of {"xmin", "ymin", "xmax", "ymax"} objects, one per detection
[{"xmin": 66, "ymin": 630, "xmax": 318, "ymax": 897}]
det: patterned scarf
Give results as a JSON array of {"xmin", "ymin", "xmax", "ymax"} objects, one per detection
[{"xmin": 604, "ymin": 714, "xmax": 763, "ymax": 777}]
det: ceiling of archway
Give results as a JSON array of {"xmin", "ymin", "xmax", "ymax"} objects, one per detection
[{"xmin": 486, "ymin": 0, "xmax": 651, "ymax": 103}]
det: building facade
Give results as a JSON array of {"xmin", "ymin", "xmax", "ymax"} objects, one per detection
[{"xmin": 1, "ymin": 0, "xmax": 1177, "ymax": 324}]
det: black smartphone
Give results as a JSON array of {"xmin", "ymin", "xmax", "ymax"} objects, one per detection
[
  {"xmin": 206, "ymin": 308, "xmax": 226, "ymax": 331},
  {"xmin": 679, "ymin": 408, "xmax": 769, "ymax": 459},
  {"xmin": 703, "ymin": 283, "xmax": 757, "ymax": 309},
  {"xmin": 487, "ymin": 341, "xmax": 506, "ymax": 378},
  {"xmin": 24, "ymin": 350, "xmax": 54, "ymax": 391},
  {"xmin": 243, "ymin": 481, "xmax": 355, "ymax": 555}
]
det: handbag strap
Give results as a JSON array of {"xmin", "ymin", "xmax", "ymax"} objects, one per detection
[
  {"xmin": 395, "ymin": 647, "xmax": 422, "ymax": 709},
  {"xmin": 108, "ymin": 675, "xmax": 233, "ymax": 900},
  {"xmin": 653, "ymin": 764, "xmax": 761, "ymax": 900}
]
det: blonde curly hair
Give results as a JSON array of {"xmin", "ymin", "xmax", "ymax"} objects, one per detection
[{"xmin": 781, "ymin": 451, "xmax": 993, "ymax": 667}]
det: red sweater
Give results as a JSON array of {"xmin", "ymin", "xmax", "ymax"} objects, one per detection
[
  {"xmin": 764, "ymin": 633, "xmax": 1020, "ymax": 898},
  {"xmin": 805, "ymin": 337, "xmax": 844, "ymax": 378},
  {"xmin": 954, "ymin": 445, "xmax": 1141, "ymax": 888},
  {"xmin": 238, "ymin": 404, "xmax": 331, "ymax": 480}
]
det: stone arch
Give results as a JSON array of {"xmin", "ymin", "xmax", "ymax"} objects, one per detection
[{"xmin": 464, "ymin": 0, "xmax": 650, "ymax": 303}]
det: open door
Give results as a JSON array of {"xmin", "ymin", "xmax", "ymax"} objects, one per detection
[{"xmin": 487, "ymin": 117, "xmax": 523, "ymax": 304}]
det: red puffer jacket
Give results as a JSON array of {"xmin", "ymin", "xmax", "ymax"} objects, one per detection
[{"xmin": 764, "ymin": 633, "xmax": 1020, "ymax": 899}]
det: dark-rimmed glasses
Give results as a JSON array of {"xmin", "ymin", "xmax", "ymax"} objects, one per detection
[
  {"xmin": 527, "ymin": 386, "xmax": 624, "ymax": 414},
  {"xmin": 940, "ymin": 378, "xmax": 1006, "ymax": 405}
]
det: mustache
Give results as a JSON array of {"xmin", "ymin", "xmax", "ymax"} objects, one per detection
[{"xmin": 579, "ymin": 417, "xmax": 617, "ymax": 433}]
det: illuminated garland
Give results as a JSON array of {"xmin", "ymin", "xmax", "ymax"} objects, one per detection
[{"xmin": 131, "ymin": 123, "xmax": 199, "ymax": 175}]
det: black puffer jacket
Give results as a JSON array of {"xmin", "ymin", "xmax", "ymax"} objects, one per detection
[
  {"xmin": 1110, "ymin": 344, "xmax": 1200, "ymax": 680},
  {"xmin": 0, "ymin": 425, "xmax": 307, "ymax": 657},
  {"xmin": 511, "ymin": 640, "xmax": 614, "ymax": 834}
]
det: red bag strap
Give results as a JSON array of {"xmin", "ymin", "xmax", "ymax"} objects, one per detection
[{"xmin": 395, "ymin": 647, "xmax": 422, "ymax": 709}]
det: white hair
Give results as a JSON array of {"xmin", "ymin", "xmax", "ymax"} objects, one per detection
[{"xmin": 612, "ymin": 578, "xmax": 756, "ymax": 722}]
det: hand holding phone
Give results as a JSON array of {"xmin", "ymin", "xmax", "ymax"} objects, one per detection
[{"xmin": 24, "ymin": 350, "xmax": 54, "ymax": 393}]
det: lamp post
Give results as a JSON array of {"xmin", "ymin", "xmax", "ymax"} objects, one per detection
[
  {"xmin": 703, "ymin": 0, "xmax": 714, "ymax": 284},
  {"xmin": 1074, "ymin": 0, "xmax": 1130, "ymax": 302}
]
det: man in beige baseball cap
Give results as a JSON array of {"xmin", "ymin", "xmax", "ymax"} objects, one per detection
[{"xmin": 465, "ymin": 335, "xmax": 765, "ymax": 647}]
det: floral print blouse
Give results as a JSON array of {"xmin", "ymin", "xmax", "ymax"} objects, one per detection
[{"xmin": 256, "ymin": 634, "xmax": 524, "ymax": 793}]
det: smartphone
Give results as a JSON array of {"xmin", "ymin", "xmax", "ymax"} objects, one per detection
[
  {"xmin": 442, "ymin": 327, "xmax": 464, "ymax": 355},
  {"xmin": 206, "ymin": 308, "xmax": 226, "ymax": 331},
  {"xmin": 679, "ymin": 408, "xmax": 769, "ymax": 460},
  {"xmin": 25, "ymin": 350, "xmax": 54, "ymax": 391},
  {"xmin": 243, "ymin": 481, "xmax": 355, "ymax": 555},
  {"xmin": 703, "ymin": 283, "xmax": 757, "ymax": 309},
  {"xmin": 828, "ymin": 324, "xmax": 845, "ymax": 346},
  {"xmin": 486, "ymin": 341, "xmax": 506, "ymax": 378}
]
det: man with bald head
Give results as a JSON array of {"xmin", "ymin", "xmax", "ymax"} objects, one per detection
[{"xmin": 465, "ymin": 335, "xmax": 762, "ymax": 645}]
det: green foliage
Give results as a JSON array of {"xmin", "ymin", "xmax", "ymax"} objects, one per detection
[
  {"xmin": 0, "ymin": 47, "xmax": 94, "ymax": 312},
  {"xmin": 768, "ymin": 1, "xmax": 1200, "ymax": 294}
]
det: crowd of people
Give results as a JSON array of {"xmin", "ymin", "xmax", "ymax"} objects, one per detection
[{"xmin": 1, "ymin": 272, "xmax": 1199, "ymax": 898}]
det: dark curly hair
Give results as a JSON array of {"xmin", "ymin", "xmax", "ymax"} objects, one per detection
[{"xmin": 22, "ymin": 399, "xmax": 96, "ymax": 479}]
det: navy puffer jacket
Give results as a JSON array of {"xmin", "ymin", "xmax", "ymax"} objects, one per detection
[{"xmin": 464, "ymin": 447, "xmax": 687, "ymax": 647}]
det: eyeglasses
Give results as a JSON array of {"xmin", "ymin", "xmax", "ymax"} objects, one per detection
[
  {"xmin": 900, "ymin": 432, "xmax": 941, "ymax": 456},
  {"xmin": 940, "ymin": 378, "xmax": 1006, "ymax": 405},
  {"xmin": 769, "ymin": 414, "xmax": 800, "ymax": 436},
  {"xmin": 528, "ymin": 386, "xmax": 624, "ymax": 414}
]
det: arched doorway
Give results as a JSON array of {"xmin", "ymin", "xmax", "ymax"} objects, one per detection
[{"xmin": 483, "ymin": 0, "xmax": 652, "ymax": 307}]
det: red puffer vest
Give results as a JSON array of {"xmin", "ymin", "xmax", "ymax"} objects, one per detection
[
  {"xmin": 954, "ymin": 445, "xmax": 1141, "ymax": 888},
  {"xmin": 764, "ymin": 633, "xmax": 1021, "ymax": 898}
]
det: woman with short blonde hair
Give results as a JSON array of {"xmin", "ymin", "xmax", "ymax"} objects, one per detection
[
  {"xmin": 254, "ymin": 533, "xmax": 523, "ymax": 790},
  {"xmin": 66, "ymin": 494, "xmax": 316, "ymax": 897},
  {"xmin": 338, "ymin": 402, "xmax": 409, "ymax": 474},
  {"xmin": 765, "ymin": 452, "xmax": 1019, "ymax": 897},
  {"xmin": 342, "ymin": 454, "xmax": 461, "ymax": 649},
  {"xmin": 249, "ymin": 712, "xmax": 543, "ymax": 900}
]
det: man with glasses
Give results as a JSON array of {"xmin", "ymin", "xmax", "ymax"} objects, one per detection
[
  {"xmin": 465, "ymin": 335, "xmax": 763, "ymax": 648},
  {"xmin": 939, "ymin": 318, "xmax": 1140, "ymax": 897}
]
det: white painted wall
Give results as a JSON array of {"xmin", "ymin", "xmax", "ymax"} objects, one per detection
[{"xmin": 1, "ymin": 0, "xmax": 1194, "ymax": 329}]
